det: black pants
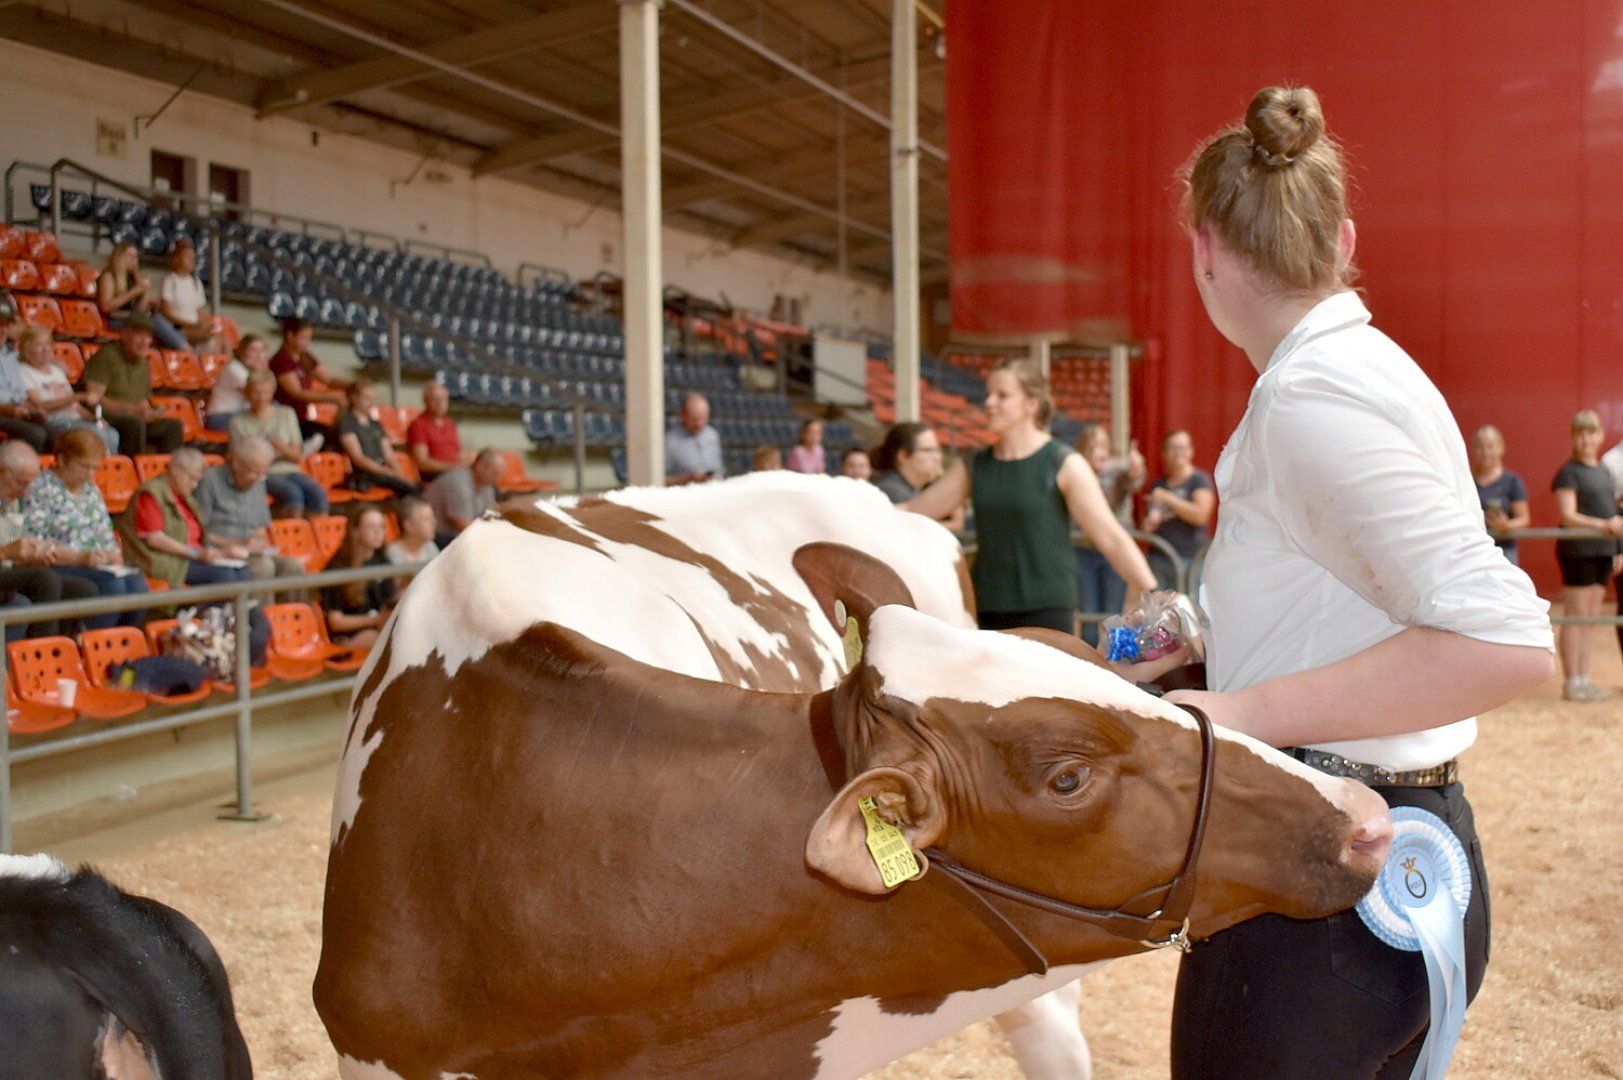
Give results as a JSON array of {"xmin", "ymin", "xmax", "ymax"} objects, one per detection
[
  {"xmin": 352, "ymin": 470, "xmax": 421, "ymax": 498},
  {"xmin": 977, "ymin": 607, "xmax": 1076, "ymax": 633},
  {"xmin": 1171, "ymin": 781, "xmax": 1489, "ymax": 1080},
  {"xmin": 0, "ymin": 416, "xmax": 49, "ymax": 452},
  {"xmin": 105, "ymin": 413, "xmax": 185, "ymax": 455},
  {"xmin": 0, "ymin": 566, "xmax": 98, "ymax": 639}
]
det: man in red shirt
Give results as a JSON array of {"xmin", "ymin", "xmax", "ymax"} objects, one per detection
[{"xmin": 406, "ymin": 381, "xmax": 475, "ymax": 480}]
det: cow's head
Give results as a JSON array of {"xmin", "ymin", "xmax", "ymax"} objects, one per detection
[{"xmin": 795, "ymin": 545, "xmax": 1391, "ymax": 951}]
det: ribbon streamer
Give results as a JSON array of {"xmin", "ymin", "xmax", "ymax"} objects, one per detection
[{"xmin": 1356, "ymin": 806, "xmax": 1471, "ymax": 1080}]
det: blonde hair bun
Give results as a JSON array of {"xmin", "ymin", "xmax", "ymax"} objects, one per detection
[{"xmin": 1245, "ymin": 86, "xmax": 1324, "ymax": 168}]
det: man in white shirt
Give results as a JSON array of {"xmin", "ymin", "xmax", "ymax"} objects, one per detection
[
  {"xmin": 1602, "ymin": 436, "xmax": 1623, "ymax": 506},
  {"xmin": 158, "ymin": 239, "xmax": 223, "ymax": 353}
]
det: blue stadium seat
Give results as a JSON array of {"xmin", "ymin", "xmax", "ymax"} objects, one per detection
[{"xmin": 267, "ymin": 292, "xmax": 296, "ymax": 320}]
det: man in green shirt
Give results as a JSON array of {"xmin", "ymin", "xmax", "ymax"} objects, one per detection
[{"xmin": 81, "ymin": 313, "xmax": 184, "ymax": 454}]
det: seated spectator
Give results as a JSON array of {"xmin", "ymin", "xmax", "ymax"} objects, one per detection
[
  {"xmin": 97, "ymin": 241, "xmax": 185, "ymax": 349},
  {"xmin": 0, "ymin": 293, "xmax": 49, "ymax": 452},
  {"xmin": 0, "ymin": 441, "xmax": 98, "ymax": 641},
  {"xmin": 665, "ymin": 393, "xmax": 724, "ymax": 486},
  {"xmin": 81, "ymin": 314, "xmax": 184, "ymax": 454},
  {"xmin": 17, "ymin": 325, "xmax": 118, "ymax": 454},
  {"xmin": 194, "ymin": 437, "xmax": 306, "ymax": 588},
  {"xmin": 156, "ymin": 238, "xmax": 224, "ymax": 353},
  {"xmin": 119, "ymin": 447, "xmax": 251, "ymax": 594},
  {"xmin": 407, "ymin": 382, "xmax": 475, "ymax": 481},
  {"xmin": 1139, "ymin": 429, "xmax": 1215, "ymax": 591},
  {"xmin": 338, "ymin": 379, "xmax": 422, "ymax": 498},
  {"xmin": 872, "ymin": 422, "xmax": 964, "ymax": 531},
  {"xmin": 840, "ymin": 446, "xmax": 873, "ymax": 481},
  {"xmin": 425, "ymin": 448, "xmax": 502, "ymax": 546},
  {"xmin": 1471, "ymin": 424, "xmax": 1532, "ymax": 565},
  {"xmin": 385, "ymin": 497, "xmax": 439, "ymax": 589},
  {"xmin": 271, "ymin": 317, "xmax": 351, "ymax": 442},
  {"xmin": 229, "ymin": 371, "xmax": 328, "ymax": 517},
  {"xmin": 206, "ymin": 334, "xmax": 271, "ymax": 432},
  {"xmin": 785, "ymin": 419, "xmax": 826, "ymax": 474},
  {"xmin": 752, "ymin": 444, "xmax": 783, "ymax": 471},
  {"xmin": 22, "ymin": 428, "xmax": 149, "ymax": 630},
  {"xmin": 321, "ymin": 507, "xmax": 395, "ymax": 649}
]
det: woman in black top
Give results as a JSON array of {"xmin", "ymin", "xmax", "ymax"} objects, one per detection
[
  {"xmin": 1551, "ymin": 409, "xmax": 1623, "ymax": 702},
  {"xmin": 321, "ymin": 508, "xmax": 397, "ymax": 648}
]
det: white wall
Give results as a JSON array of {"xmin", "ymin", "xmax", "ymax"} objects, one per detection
[{"xmin": 0, "ymin": 39, "xmax": 890, "ymax": 335}]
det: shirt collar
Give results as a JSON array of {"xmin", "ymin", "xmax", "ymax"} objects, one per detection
[{"xmin": 1264, "ymin": 291, "xmax": 1371, "ymax": 373}]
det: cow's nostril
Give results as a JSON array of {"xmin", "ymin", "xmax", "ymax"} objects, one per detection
[{"xmin": 1349, "ymin": 814, "xmax": 1393, "ymax": 865}]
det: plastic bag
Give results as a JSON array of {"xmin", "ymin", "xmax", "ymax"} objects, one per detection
[{"xmin": 1102, "ymin": 590, "xmax": 1206, "ymax": 665}]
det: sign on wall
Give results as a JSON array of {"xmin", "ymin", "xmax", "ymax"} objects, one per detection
[{"xmin": 96, "ymin": 118, "xmax": 127, "ymax": 159}]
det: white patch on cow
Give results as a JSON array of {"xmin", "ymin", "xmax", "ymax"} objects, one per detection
[
  {"xmin": 335, "ymin": 475, "xmax": 977, "ymax": 844},
  {"xmin": 812, "ymin": 963, "xmax": 1099, "ymax": 1078},
  {"xmin": 0, "ymin": 852, "xmax": 70, "ymax": 882},
  {"xmin": 336, "ymin": 1056, "xmax": 409, "ymax": 1080},
  {"xmin": 866, "ymin": 605, "xmax": 1373, "ymax": 819}
]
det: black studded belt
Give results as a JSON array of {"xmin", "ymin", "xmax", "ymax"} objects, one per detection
[{"xmin": 1288, "ymin": 748, "xmax": 1459, "ymax": 788}]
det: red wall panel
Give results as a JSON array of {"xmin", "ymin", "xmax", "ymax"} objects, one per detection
[{"xmin": 948, "ymin": 0, "xmax": 1623, "ymax": 591}]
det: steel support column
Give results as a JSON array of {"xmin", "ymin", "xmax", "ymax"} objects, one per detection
[
  {"xmin": 891, "ymin": 0, "xmax": 921, "ymax": 423},
  {"xmin": 620, "ymin": 0, "xmax": 665, "ymax": 486}
]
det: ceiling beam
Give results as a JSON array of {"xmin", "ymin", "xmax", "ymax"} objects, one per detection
[
  {"xmin": 258, "ymin": 3, "xmax": 610, "ymax": 114},
  {"xmin": 663, "ymin": 133, "xmax": 892, "ymax": 209},
  {"xmin": 732, "ymin": 186, "xmax": 945, "ymax": 249},
  {"xmin": 472, "ymin": 50, "xmax": 931, "ymax": 177}
]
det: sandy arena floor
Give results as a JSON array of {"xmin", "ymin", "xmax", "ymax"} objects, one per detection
[{"xmin": 15, "ymin": 648, "xmax": 1621, "ymax": 1079}]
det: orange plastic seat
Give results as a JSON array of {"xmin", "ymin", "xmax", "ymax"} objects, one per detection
[
  {"xmin": 134, "ymin": 453, "xmax": 170, "ymax": 483},
  {"xmin": 52, "ymin": 341, "xmax": 86, "ymax": 383},
  {"xmin": 24, "ymin": 231, "xmax": 62, "ymax": 263},
  {"xmin": 0, "ymin": 227, "xmax": 22, "ymax": 260},
  {"xmin": 265, "ymin": 602, "xmax": 368, "ymax": 672},
  {"xmin": 149, "ymin": 350, "xmax": 170, "ymax": 389},
  {"xmin": 311, "ymin": 515, "xmax": 347, "ymax": 568},
  {"xmin": 267, "ymin": 518, "xmax": 320, "ymax": 571},
  {"xmin": 303, "ymin": 452, "xmax": 357, "ymax": 504},
  {"xmin": 215, "ymin": 314, "xmax": 242, "ymax": 349},
  {"xmin": 162, "ymin": 349, "xmax": 207, "ymax": 391},
  {"xmin": 394, "ymin": 454, "xmax": 422, "ymax": 484},
  {"xmin": 1, "ymin": 259, "xmax": 40, "ymax": 292},
  {"xmin": 59, "ymin": 299, "xmax": 108, "ymax": 340},
  {"xmin": 16, "ymin": 294, "xmax": 63, "ymax": 333},
  {"xmin": 93, "ymin": 454, "xmax": 139, "ymax": 514},
  {"xmin": 372, "ymin": 405, "xmax": 411, "ymax": 446},
  {"xmin": 37, "ymin": 262, "xmax": 80, "ymax": 296},
  {"xmin": 8, "ymin": 636, "xmax": 146, "ymax": 719},
  {"xmin": 497, "ymin": 450, "xmax": 554, "ymax": 493},
  {"xmin": 145, "ymin": 618, "xmax": 271, "ymax": 690},
  {"xmin": 151, "ymin": 396, "xmax": 216, "ymax": 444},
  {"xmin": 198, "ymin": 352, "xmax": 230, "ymax": 386},
  {"xmin": 382, "ymin": 512, "xmax": 401, "ymax": 544},
  {"xmin": 80, "ymin": 627, "xmax": 212, "ymax": 706},
  {"xmin": 72, "ymin": 263, "xmax": 99, "ymax": 298},
  {"xmin": 8, "ymin": 681, "xmax": 76, "ymax": 735}
]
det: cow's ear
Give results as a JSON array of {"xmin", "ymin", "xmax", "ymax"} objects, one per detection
[
  {"xmin": 793, "ymin": 542, "xmax": 916, "ymax": 645},
  {"xmin": 805, "ymin": 765, "xmax": 944, "ymax": 895}
]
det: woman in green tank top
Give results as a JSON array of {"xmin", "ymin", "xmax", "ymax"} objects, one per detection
[{"xmin": 907, "ymin": 358, "xmax": 1156, "ymax": 633}]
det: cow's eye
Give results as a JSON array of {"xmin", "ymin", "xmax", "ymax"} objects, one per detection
[{"xmin": 1048, "ymin": 766, "xmax": 1090, "ymax": 796}]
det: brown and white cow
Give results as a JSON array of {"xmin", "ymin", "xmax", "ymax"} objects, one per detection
[{"xmin": 315, "ymin": 473, "xmax": 1390, "ymax": 1079}]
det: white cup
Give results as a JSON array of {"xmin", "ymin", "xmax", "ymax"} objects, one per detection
[{"xmin": 57, "ymin": 677, "xmax": 77, "ymax": 708}]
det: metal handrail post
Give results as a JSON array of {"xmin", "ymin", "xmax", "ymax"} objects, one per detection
[
  {"xmin": 573, "ymin": 399, "xmax": 587, "ymax": 497},
  {"xmin": 223, "ymin": 590, "xmax": 263, "ymax": 822},
  {"xmin": 208, "ymin": 223, "xmax": 222, "ymax": 313},
  {"xmin": 47, "ymin": 163, "xmax": 62, "ymax": 237},
  {"xmin": 388, "ymin": 315, "xmax": 402, "ymax": 408}
]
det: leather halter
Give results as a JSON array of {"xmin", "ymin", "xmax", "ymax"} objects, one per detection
[{"xmin": 811, "ymin": 696, "xmax": 1217, "ymax": 977}]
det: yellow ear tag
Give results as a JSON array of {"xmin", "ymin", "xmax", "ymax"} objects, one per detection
[
  {"xmin": 858, "ymin": 795, "xmax": 923, "ymax": 889},
  {"xmin": 839, "ymin": 600, "xmax": 863, "ymax": 670}
]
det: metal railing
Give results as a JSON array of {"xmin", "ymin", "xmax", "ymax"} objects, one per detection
[{"xmin": 0, "ymin": 559, "xmax": 424, "ymax": 853}]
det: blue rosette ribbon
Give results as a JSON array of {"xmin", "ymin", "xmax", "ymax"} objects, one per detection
[{"xmin": 1356, "ymin": 806, "xmax": 1472, "ymax": 1080}]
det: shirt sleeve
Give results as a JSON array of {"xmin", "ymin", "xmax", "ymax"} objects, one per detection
[
  {"xmin": 1507, "ymin": 472, "xmax": 1528, "ymax": 503},
  {"xmin": 1259, "ymin": 377, "xmax": 1552, "ymax": 649},
  {"xmin": 135, "ymin": 491, "xmax": 166, "ymax": 536}
]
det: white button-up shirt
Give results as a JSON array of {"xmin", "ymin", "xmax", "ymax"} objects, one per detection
[{"xmin": 1201, "ymin": 292, "xmax": 1553, "ymax": 771}]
